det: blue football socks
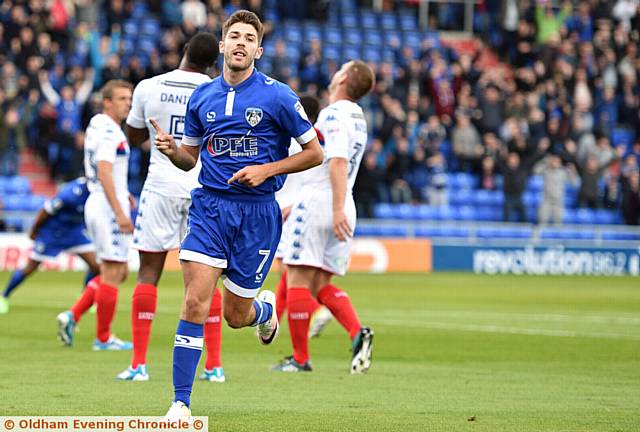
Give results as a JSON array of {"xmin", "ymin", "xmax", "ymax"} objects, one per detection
[
  {"xmin": 173, "ymin": 320, "xmax": 204, "ymax": 407},
  {"xmin": 251, "ymin": 299, "xmax": 273, "ymax": 326},
  {"xmin": 3, "ymin": 270, "xmax": 26, "ymax": 298}
]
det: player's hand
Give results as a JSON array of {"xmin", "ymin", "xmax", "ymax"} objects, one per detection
[
  {"xmin": 150, "ymin": 118, "xmax": 177, "ymax": 157},
  {"xmin": 227, "ymin": 165, "xmax": 271, "ymax": 187},
  {"xmin": 28, "ymin": 229, "xmax": 37, "ymax": 241},
  {"xmin": 333, "ymin": 210, "xmax": 352, "ymax": 242},
  {"xmin": 116, "ymin": 213, "xmax": 134, "ymax": 234},
  {"xmin": 128, "ymin": 194, "xmax": 137, "ymax": 210},
  {"xmin": 281, "ymin": 205, "xmax": 292, "ymax": 222}
]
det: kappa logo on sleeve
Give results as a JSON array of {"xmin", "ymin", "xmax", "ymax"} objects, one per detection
[{"xmin": 294, "ymin": 101, "xmax": 309, "ymax": 121}]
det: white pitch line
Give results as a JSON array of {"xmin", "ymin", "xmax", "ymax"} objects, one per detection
[
  {"xmin": 372, "ymin": 318, "xmax": 640, "ymax": 341},
  {"xmin": 372, "ymin": 309, "xmax": 640, "ymax": 325}
]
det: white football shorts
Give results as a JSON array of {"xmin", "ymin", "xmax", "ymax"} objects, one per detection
[
  {"xmin": 84, "ymin": 193, "xmax": 132, "ymax": 262},
  {"xmin": 281, "ymin": 189, "xmax": 356, "ymax": 276},
  {"xmin": 133, "ymin": 188, "xmax": 191, "ymax": 252}
]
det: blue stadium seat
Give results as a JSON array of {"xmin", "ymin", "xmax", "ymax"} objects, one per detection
[
  {"xmin": 456, "ymin": 205, "xmax": 476, "ymax": 221},
  {"xmin": 373, "ymin": 203, "xmax": 394, "ymax": 219},
  {"xmin": 435, "ymin": 206, "xmax": 455, "ymax": 220},
  {"xmin": 416, "ymin": 205, "xmax": 437, "ymax": 220},
  {"xmin": 403, "ymin": 32, "xmax": 421, "ymax": 50},
  {"xmin": 449, "ymin": 188, "xmax": 472, "ymax": 206},
  {"xmin": 140, "ymin": 19, "xmax": 160, "ymax": 37},
  {"xmin": 601, "ymin": 231, "xmax": 640, "ymax": 241},
  {"xmin": 342, "ymin": 45, "xmax": 361, "ymax": 62},
  {"xmin": 360, "ymin": 11, "xmax": 378, "ymax": 29},
  {"xmin": 131, "ymin": 2, "xmax": 149, "ymax": 19},
  {"xmin": 26, "ymin": 195, "xmax": 46, "ymax": 211},
  {"xmin": 399, "ymin": 12, "xmax": 416, "ymax": 29},
  {"xmin": 384, "ymin": 30, "xmax": 402, "ymax": 48},
  {"xmin": 139, "ymin": 36, "xmax": 156, "ymax": 54},
  {"xmin": 285, "ymin": 45, "xmax": 301, "ymax": 62},
  {"xmin": 304, "ymin": 25, "xmax": 322, "ymax": 42},
  {"xmin": 0, "ymin": 176, "xmax": 31, "ymax": 194},
  {"xmin": 363, "ymin": 30, "xmax": 383, "ymax": 47},
  {"xmin": 325, "ymin": 27, "xmax": 343, "ymax": 45},
  {"xmin": 562, "ymin": 208, "xmax": 577, "ymax": 224},
  {"xmin": 323, "ymin": 45, "xmax": 341, "ymax": 62},
  {"xmin": 540, "ymin": 228, "xmax": 595, "ymax": 240},
  {"xmin": 593, "ymin": 209, "xmax": 619, "ymax": 225},
  {"xmin": 363, "ymin": 48, "xmax": 382, "ymax": 64},
  {"xmin": 396, "ymin": 203, "xmax": 420, "ymax": 219},
  {"xmin": 341, "ymin": 13, "xmax": 358, "ymax": 28},
  {"xmin": 450, "ymin": 172, "xmax": 477, "ymax": 189},
  {"xmin": 475, "ymin": 206, "xmax": 495, "ymax": 221},
  {"xmin": 575, "ymin": 208, "xmax": 595, "ymax": 224},
  {"xmin": 380, "ymin": 12, "xmax": 397, "ymax": 30},
  {"xmin": 528, "ymin": 175, "xmax": 544, "ymax": 192},
  {"xmin": 612, "ymin": 128, "xmax": 635, "ymax": 148},
  {"xmin": 123, "ymin": 19, "xmax": 138, "ymax": 36},
  {"xmin": 284, "ymin": 25, "xmax": 303, "ymax": 44},
  {"xmin": 344, "ymin": 32, "xmax": 363, "ymax": 45}
]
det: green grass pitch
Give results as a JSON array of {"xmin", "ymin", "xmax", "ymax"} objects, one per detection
[{"xmin": 1, "ymin": 271, "xmax": 639, "ymax": 431}]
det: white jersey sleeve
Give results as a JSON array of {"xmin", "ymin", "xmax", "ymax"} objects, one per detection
[
  {"xmin": 275, "ymin": 139, "xmax": 303, "ymax": 209},
  {"xmin": 320, "ymin": 109, "xmax": 350, "ymax": 160},
  {"xmin": 126, "ymin": 79, "xmax": 149, "ymax": 129},
  {"xmin": 126, "ymin": 70, "xmax": 211, "ymax": 198}
]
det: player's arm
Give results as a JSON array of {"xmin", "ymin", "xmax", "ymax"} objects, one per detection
[
  {"xmin": 28, "ymin": 208, "xmax": 50, "ymax": 241},
  {"xmin": 329, "ymin": 157, "xmax": 351, "ymax": 241},
  {"xmin": 150, "ymin": 118, "xmax": 200, "ymax": 170},
  {"xmin": 97, "ymin": 161, "xmax": 133, "ymax": 233},
  {"xmin": 125, "ymin": 80, "xmax": 151, "ymax": 147},
  {"xmin": 125, "ymin": 124, "xmax": 149, "ymax": 147}
]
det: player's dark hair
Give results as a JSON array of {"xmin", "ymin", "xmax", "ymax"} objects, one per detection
[
  {"xmin": 345, "ymin": 60, "xmax": 375, "ymax": 101},
  {"xmin": 185, "ymin": 32, "xmax": 219, "ymax": 70},
  {"xmin": 222, "ymin": 10, "xmax": 264, "ymax": 44},
  {"xmin": 299, "ymin": 94, "xmax": 320, "ymax": 124},
  {"xmin": 101, "ymin": 79, "xmax": 133, "ymax": 100}
]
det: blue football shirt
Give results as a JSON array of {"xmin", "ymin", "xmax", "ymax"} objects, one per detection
[
  {"xmin": 40, "ymin": 177, "xmax": 89, "ymax": 236},
  {"xmin": 182, "ymin": 69, "xmax": 316, "ymax": 198}
]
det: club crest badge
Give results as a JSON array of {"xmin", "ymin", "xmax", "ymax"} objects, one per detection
[{"xmin": 245, "ymin": 107, "xmax": 263, "ymax": 128}]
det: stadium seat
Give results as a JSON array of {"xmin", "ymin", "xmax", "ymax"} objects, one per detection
[
  {"xmin": 384, "ymin": 30, "xmax": 402, "ymax": 48},
  {"xmin": 304, "ymin": 25, "xmax": 322, "ymax": 42},
  {"xmin": 575, "ymin": 208, "xmax": 596, "ymax": 224},
  {"xmin": 0, "ymin": 176, "xmax": 31, "ymax": 194},
  {"xmin": 593, "ymin": 209, "xmax": 619, "ymax": 225},
  {"xmin": 363, "ymin": 30, "xmax": 383, "ymax": 47},
  {"xmin": 341, "ymin": 13, "xmax": 358, "ymax": 28},
  {"xmin": 527, "ymin": 175, "xmax": 544, "ymax": 192},
  {"xmin": 325, "ymin": 27, "xmax": 343, "ymax": 45},
  {"xmin": 380, "ymin": 12, "xmax": 397, "ymax": 30},
  {"xmin": 344, "ymin": 32, "xmax": 363, "ymax": 46},
  {"xmin": 395, "ymin": 203, "xmax": 419, "ymax": 220},
  {"xmin": 456, "ymin": 205, "xmax": 476, "ymax": 221},
  {"xmin": 601, "ymin": 231, "xmax": 640, "ymax": 241},
  {"xmin": 140, "ymin": 19, "xmax": 160, "ymax": 37},
  {"xmin": 449, "ymin": 188, "xmax": 472, "ymax": 206},
  {"xmin": 139, "ymin": 37, "xmax": 156, "ymax": 54},
  {"xmin": 373, "ymin": 203, "xmax": 394, "ymax": 219},
  {"xmin": 612, "ymin": 128, "xmax": 635, "ymax": 148},
  {"xmin": 416, "ymin": 205, "xmax": 437, "ymax": 220},
  {"xmin": 399, "ymin": 12, "xmax": 416, "ymax": 29},
  {"xmin": 435, "ymin": 206, "xmax": 455, "ymax": 220},
  {"xmin": 342, "ymin": 45, "xmax": 361, "ymax": 62},
  {"xmin": 284, "ymin": 25, "xmax": 303, "ymax": 44},
  {"xmin": 403, "ymin": 32, "xmax": 421, "ymax": 50},
  {"xmin": 323, "ymin": 45, "xmax": 341, "ymax": 62},
  {"xmin": 360, "ymin": 11, "xmax": 378, "ymax": 29},
  {"xmin": 123, "ymin": 19, "xmax": 138, "ymax": 37}
]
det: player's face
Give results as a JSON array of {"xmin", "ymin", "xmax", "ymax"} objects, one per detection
[
  {"xmin": 328, "ymin": 61, "xmax": 350, "ymax": 97},
  {"xmin": 105, "ymin": 87, "xmax": 132, "ymax": 122},
  {"xmin": 221, "ymin": 22, "xmax": 263, "ymax": 72}
]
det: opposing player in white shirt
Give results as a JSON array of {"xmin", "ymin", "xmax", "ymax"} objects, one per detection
[
  {"xmin": 275, "ymin": 61, "xmax": 375, "ymax": 373},
  {"xmin": 82, "ymin": 79, "xmax": 134, "ymax": 351},
  {"xmin": 273, "ymin": 95, "xmax": 333, "ymax": 337},
  {"xmin": 116, "ymin": 33, "xmax": 223, "ymax": 382}
]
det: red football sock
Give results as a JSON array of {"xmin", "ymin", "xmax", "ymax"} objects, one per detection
[
  {"xmin": 204, "ymin": 288, "xmax": 223, "ymax": 370},
  {"xmin": 95, "ymin": 281, "xmax": 118, "ymax": 343},
  {"xmin": 131, "ymin": 283, "xmax": 157, "ymax": 368},
  {"xmin": 275, "ymin": 270, "xmax": 288, "ymax": 323},
  {"xmin": 71, "ymin": 276, "xmax": 100, "ymax": 323},
  {"xmin": 317, "ymin": 284, "xmax": 361, "ymax": 339},
  {"xmin": 287, "ymin": 287, "xmax": 316, "ymax": 364}
]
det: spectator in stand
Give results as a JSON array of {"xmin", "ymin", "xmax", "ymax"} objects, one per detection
[
  {"xmin": 498, "ymin": 138, "xmax": 549, "ymax": 222},
  {"xmin": 270, "ymin": 39, "xmax": 291, "ymax": 83},
  {"xmin": 536, "ymin": 149, "xmax": 577, "ymax": 225},
  {"xmin": 182, "ymin": 0, "xmax": 207, "ymax": 28},
  {"xmin": 480, "ymin": 156, "xmax": 498, "ymax": 191},
  {"xmin": 354, "ymin": 152, "xmax": 384, "ymax": 219},
  {"xmin": 452, "ymin": 109, "xmax": 483, "ymax": 173},
  {"xmin": 386, "ymin": 137, "xmax": 413, "ymax": 204},
  {"xmin": 0, "ymin": 104, "xmax": 27, "ymax": 176},
  {"xmin": 417, "ymin": 114, "xmax": 447, "ymax": 157},
  {"xmin": 477, "ymin": 84, "xmax": 505, "ymax": 135},
  {"xmin": 535, "ymin": 0, "xmax": 572, "ymax": 44},
  {"xmin": 426, "ymin": 151, "xmax": 448, "ymax": 206},
  {"xmin": 621, "ymin": 171, "xmax": 640, "ymax": 224}
]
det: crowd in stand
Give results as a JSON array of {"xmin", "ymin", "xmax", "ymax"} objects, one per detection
[{"xmin": 0, "ymin": 0, "xmax": 639, "ymax": 225}]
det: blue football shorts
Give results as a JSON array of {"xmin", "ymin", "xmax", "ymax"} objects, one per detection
[
  {"xmin": 30, "ymin": 226, "xmax": 94, "ymax": 261},
  {"xmin": 179, "ymin": 187, "xmax": 282, "ymax": 298}
]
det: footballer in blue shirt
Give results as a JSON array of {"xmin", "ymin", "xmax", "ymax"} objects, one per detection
[
  {"xmin": 0, "ymin": 177, "xmax": 99, "ymax": 315},
  {"xmin": 152, "ymin": 10, "xmax": 323, "ymax": 419}
]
